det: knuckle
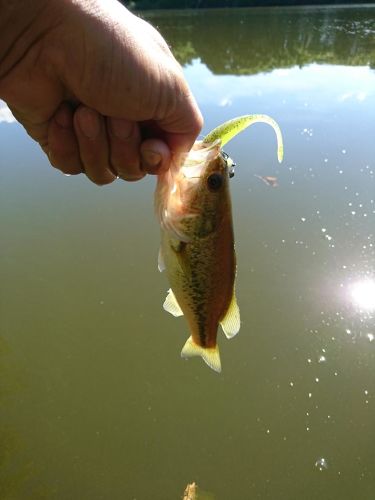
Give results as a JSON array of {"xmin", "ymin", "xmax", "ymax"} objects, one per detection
[{"xmin": 194, "ymin": 110, "xmax": 204, "ymax": 134}]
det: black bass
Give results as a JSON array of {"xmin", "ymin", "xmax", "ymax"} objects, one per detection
[{"xmin": 155, "ymin": 115, "xmax": 283, "ymax": 372}]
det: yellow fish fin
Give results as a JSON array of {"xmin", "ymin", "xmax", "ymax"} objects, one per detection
[
  {"xmin": 181, "ymin": 336, "xmax": 221, "ymax": 373},
  {"xmin": 158, "ymin": 246, "xmax": 165, "ymax": 272},
  {"xmin": 163, "ymin": 288, "xmax": 183, "ymax": 317},
  {"xmin": 220, "ymin": 291, "xmax": 240, "ymax": 339}
]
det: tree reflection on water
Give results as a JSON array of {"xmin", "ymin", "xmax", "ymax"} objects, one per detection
[{"xmin": 145, "ymin": 6, "xmax": 375, "ymax": 73}]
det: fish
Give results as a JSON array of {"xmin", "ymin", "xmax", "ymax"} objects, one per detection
[
  {"xmin": 155, "ymin": 115, "xmax": 283, "ymax": 373},
  {"xmin": 183, "ymin": 482, "xmax": 215, "ymax": 500},
  {"xmin": 255, "ymin": 174, "xmax": 279, "ymax": 187}
]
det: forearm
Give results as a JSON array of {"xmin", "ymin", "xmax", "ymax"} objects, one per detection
[{"xmin": 0, "ymin": 0, "xmax": 59, "ymax": 80}]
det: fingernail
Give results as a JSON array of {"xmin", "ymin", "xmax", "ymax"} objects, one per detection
[
  {"xmin": 109, "ymin": 118, "xmax": 133, "ymax": 139},
  {"xmin": 142, "ymin": 150, "xmax": 162, "ymax": 168},
  {"xmin": 77, "ymin": 108, "xmax": 100, "ymax": 139},
  {"xmin": 55, "ymin": 107, "xmax": 72, "ymax": 129}
]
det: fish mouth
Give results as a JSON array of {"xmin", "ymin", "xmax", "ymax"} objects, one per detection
[
  {"xmin": 179, "ymin": 143, "xmax": 236, "ymax": 180},
  {"xmin": 178, "ymin": 140, "xmax": 221, "ymax": 181}
]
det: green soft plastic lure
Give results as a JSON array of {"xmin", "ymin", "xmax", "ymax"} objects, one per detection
[{"xmin": 203, "ymin": 114, "xmax": 284, "ymax": 163}]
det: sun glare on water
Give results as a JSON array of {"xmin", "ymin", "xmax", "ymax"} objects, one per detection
[{"xmin": 349, "ymin": 279, "xmax": 375, "ymax": 312}]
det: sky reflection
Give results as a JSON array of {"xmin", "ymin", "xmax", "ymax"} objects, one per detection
[{"xmin": 184, "ymin": 61, "xmax": 375, "ymax": 113}]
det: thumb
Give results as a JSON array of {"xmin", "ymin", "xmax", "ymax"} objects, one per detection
[{"xmin": 157, "ymin": 93, "xmax": 204, "ymax": 156}]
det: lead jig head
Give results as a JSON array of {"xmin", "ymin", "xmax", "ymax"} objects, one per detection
[{"xmin": 221, "ymin": 150, "xmax": 236, "ymax": 178}]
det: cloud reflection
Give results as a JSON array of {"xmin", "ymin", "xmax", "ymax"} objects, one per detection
[{"xmin": 0, "ymin": 100, "xmax": 16, "ymax": 123}]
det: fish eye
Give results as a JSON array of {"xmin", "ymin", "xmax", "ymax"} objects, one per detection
[{"xmin": 207, "ymin": 173, "xmax": 223, "ymax": 191}]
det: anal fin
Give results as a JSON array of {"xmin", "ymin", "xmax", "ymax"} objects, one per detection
[
  {"xmin": 220, "ymin": 291, "xmax": 240, "ymax": 339},
  {"xmin": 163, "ymin": 288, "xmax": 183, "ymax": 317}
]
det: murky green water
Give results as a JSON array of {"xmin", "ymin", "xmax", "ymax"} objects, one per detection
[{"xmin": 1, "ymin": 5, "xmax": 375, "ymax": 499}]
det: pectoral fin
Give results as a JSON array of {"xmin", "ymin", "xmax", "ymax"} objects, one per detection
[
  {"xmin": 170, "ymin": 239, "xmax": 191, "ymax": 277},
  {"xmin": 220, "ymin": 291, "xmax": 240, "ymax": 339},
  {"xmin": 163, "ymin": 288, "xmax": 183, "ymax": 317},
  {"xmin": 181, "ymin": 336, "xmax": 221, "ymax": 373}
]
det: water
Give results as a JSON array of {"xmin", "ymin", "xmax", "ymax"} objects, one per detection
[{"xmin": 1, "ymin": 5, "xmax": 375, "ymax": 499}]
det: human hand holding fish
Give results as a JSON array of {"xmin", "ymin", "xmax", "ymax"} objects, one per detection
[
  {"xmin": 155, "ymin": 115, "xmax": 284, "ymax": 373},
  {"xmin": 0, "ymin": 0, "xmax": 202, "ymax": 184}
]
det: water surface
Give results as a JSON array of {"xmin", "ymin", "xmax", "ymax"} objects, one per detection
[{"xmin": 1, "ymin": 5, "xmax": 374, "ymax": 499}]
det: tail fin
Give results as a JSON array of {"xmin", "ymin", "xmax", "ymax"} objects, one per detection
[{"xmin": 181, "ymin": 336, "xmax": 221, "ymax": 373}]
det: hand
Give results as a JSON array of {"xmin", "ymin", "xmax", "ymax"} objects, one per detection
[{"xmin": 0, "ymin": 0, "xmax": 203, "ymax": 184}]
